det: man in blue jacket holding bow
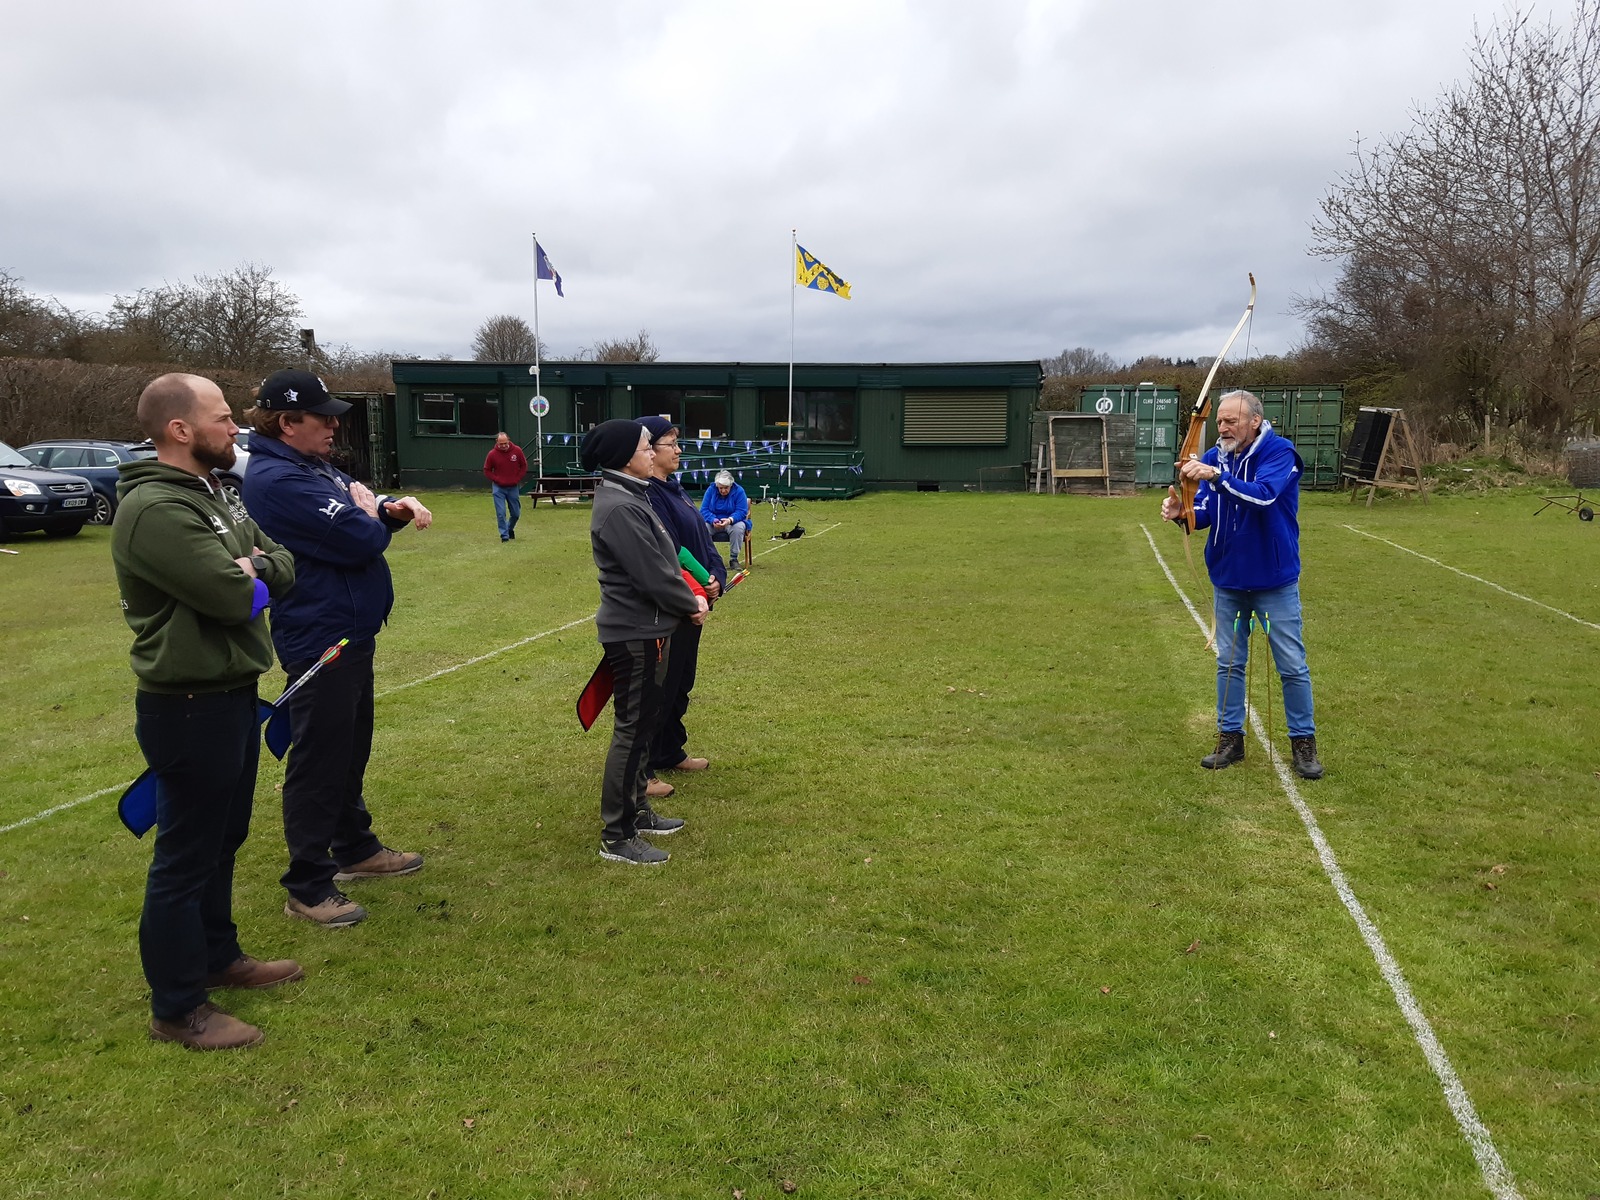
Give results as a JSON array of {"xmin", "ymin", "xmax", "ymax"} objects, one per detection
[
  {"xmin": 242, "ymin": 370, "xmax": 434, "ymax": 927},
  {"xmin": 1161, "ymin": 390, "xmax": 1324, "ymax": 779}
]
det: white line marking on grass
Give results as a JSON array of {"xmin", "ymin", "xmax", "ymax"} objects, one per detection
[
  {"xmin": 5, "ymin": 530, "xmax": 844, "ymax": 837},
  {"xmin": 1342, "ymin": 524, "xmax": 1600, "ymax": 632},
  {"xmin": 754, "ymin": 520, "xmax": 842, "ymax": 558},
  {"xmin": 1141, "ymin": 523, "xmax": 1524, "ymax": 1200},
  {"xmin": 376, "ymin": 614, "xmax": 596, "ymax": 698},
  {"xmin": 0, "ymin": 784, "xmax": 126, "ymax": 836}
]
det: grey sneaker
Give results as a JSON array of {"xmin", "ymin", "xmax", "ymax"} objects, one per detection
[
  {"xmin": 599, "ymin": 836, "xmax": 670, "ymax": 865},
  {"xmin": 635, "ymin": 805, "xmax": 685, "ymax": 836},
  {"xmin": 284, "ymin": 891, "xmax": 368, "ymax": 927}
]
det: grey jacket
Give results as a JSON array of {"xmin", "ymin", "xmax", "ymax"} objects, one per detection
[{"xmin": 591, "ymin": 470, "xmax": 700, "ymax": 642}]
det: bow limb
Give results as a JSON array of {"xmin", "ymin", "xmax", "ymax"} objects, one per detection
[{"xmin": 1173, "ymin": 272, "xmax": 1256, "ymax": 648}]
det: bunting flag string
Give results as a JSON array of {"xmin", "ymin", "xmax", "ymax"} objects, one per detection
[{"xmin": 534, "ymin": 431, "xmax": 863, "ymax": 486}]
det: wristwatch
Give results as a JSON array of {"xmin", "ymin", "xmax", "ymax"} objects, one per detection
[{"xmin": 249, "ymin": 553, "xmax": 270, "ymax": 576}]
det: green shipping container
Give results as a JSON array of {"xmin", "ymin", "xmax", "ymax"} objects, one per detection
[
  {"xmin": 1205, "ymin": 386, "xmax": 1344, "ymax": 490},
  {"xmin": 1078, "ymin": 385, "xmax": 1181, "ymax": 485}
]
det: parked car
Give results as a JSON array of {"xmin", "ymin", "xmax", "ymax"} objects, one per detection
[
  {"xmin": 0, "ymin": 440, "xmax": 96, "ymax": 539},
  {"xmin": 17, "ymin": 439, "xmax": 156, "ymax": 525},
  {"xmin": 127, "ymin": 429, "xmax": 250, "ymax": 504}
]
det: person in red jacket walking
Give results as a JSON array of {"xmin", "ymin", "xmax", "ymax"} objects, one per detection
[{"xmin": 483, "ymin": 432, "xmax": 529, "ymax": 542}]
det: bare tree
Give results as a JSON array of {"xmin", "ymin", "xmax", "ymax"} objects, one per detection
[
  {"xmin": 0, "ymin": 270, "xmax": 97, "ymax": 359},
  {"xmin": 1042, "ymin": 346, "xmax": 1120, "ymax": 377},
  {"xmin": 1301, "ymin": 1, "xmax": 1600, "ymax": 440},
  {"xmin": 102, "ymin": 262, "xmax": 304, "ymax": 373},
  {"xmin": 589, "ymin": 328, "xmax": 660, "ymax": 362},
  {"xmin": 472, "ymin": 315, "xmax": 544, "ymax": 361}
]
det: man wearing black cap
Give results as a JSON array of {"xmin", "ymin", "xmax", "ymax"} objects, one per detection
[
  {"xmin": 581, "ymin": 419, "xmax": 705, "ymax": 865},
  {"xmin": 241, "ymin": 370, "xmax": 433, "ymax": 926}
]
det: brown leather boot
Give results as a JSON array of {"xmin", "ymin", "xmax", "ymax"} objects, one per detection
[
  {"xmin": 645, "ymin": 776, "xmax": 675, "ymax": 799},
  {"xmin": 150, "ymin": 1002, "xmax": 263, "ymax": 1050},
  {"xmin": 206, "ymin": 955, "xmax": 305, "ymax": 990}
]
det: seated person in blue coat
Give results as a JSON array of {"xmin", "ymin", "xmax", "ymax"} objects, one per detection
[{"xmin": 700, "ymin": 471, "xmax": 750, "ymax": 570}]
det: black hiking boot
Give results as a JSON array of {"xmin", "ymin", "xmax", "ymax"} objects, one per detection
[
  {"xmin": 1201, "ymin": 730, "xmax": 1245, "ymax": 770},
  {"xmin": 1290, "ymin": 735, "xmax": 1325, "ymax": 780}
]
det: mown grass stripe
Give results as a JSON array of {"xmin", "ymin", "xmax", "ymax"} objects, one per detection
[
  {"xmin": 1141, "ymin": 522, "xmax": 1525, "ymax": 1200},
  {"xmin": 1342, "ymin": 523, "xmax": 1600, "ymax": 631}
]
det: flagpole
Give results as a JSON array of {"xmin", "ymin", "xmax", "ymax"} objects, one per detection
[
  {"xmin": 532, "ymin": 232, "xmax": 543, "ymax": 479},
  {"xmin": 788, "ymin": 228, "xmax": 796, "ymax": 486}
]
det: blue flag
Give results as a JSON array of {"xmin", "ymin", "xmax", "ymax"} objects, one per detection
[{"xmin": 536, "ymin": 242, "xmax": 564, "ymax": 297}]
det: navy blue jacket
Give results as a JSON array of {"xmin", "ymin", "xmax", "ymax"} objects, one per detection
[
  {"xmin": 241, "ymin": 435, "xmax": 406, "ymax": 664},
  {"xmin": 1191, "ymin": 422, "xmax": 1304, "ymax": 591},
  {"xmin": 648, "ymin": 474, "xmax": 726, "ymax": 592}
]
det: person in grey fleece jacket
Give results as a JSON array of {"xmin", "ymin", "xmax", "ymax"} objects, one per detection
[{"xmin": 582, "ymin": 419, "xmax": 707, "ymax": 865}]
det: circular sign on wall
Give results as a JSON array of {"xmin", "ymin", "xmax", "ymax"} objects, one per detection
[
  {"xmin": 1095, "ymin": 397, "xmax": 1114, "ymax": 414},
  {"xmin": 529, "ymin": 395, "xmax": 550, "ymax": 417}
]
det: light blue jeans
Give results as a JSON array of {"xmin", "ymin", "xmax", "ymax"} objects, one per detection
[
  {"xmin": 1212, "ymin": 582, "xmax": 1316, "ymax": 737},
  {"xmin": 492, "ymin": 483, "xmax": 521, "ymax": 539}
]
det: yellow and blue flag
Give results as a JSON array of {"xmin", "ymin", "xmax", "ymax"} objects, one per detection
[{"xmin": 796, "ymin": 245, "xmax": 851, "ymax": 299}]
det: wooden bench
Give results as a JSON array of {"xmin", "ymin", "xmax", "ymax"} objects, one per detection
[{"xmin": 523, "ymin": 474, "xmax": 598, "ymax": 506}]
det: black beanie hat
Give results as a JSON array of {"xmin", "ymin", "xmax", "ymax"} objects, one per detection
[{"xmin": 580, "ymin": 419, "xmax": 646, "ymax": 472}]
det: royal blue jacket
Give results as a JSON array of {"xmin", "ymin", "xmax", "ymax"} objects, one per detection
[
  {"xmin": 699, "ymin": 482, "xmax": 750, "ymax": 527},
  {"xmin": 241, "ymin": 435, "xmax": 407, "ymax": 664},
  {"xmin": 1191, "ymin": 422, "xmax": 1304, "ymax": 591},
  {"xmin": 648, "ymin": 475, "xmax": 727, "ymax": 592}
]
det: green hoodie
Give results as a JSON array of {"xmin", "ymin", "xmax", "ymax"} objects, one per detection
[{"xmin": 112, "ymin": 459, "xmax": 295, "ymax": 693}]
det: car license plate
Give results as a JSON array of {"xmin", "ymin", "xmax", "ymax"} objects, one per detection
[{"xmin": 63, "ymin": 498, "xmax": 87, "ymax": 507}]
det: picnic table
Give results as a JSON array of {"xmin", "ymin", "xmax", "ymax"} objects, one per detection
[{"xmin": 523, "ymin": 474, "xmax": 599, "ymax": 506}]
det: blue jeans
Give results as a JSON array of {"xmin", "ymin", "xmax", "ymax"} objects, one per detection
[
  {"xmin": 1212, "ymin": 582, "xmax": 1316, "ymax": 738},
  {"xmin": 136, "ymin": 685, "xmax": 259, "ymax": 1020},
  {"xmin": 492, "ymin": 483, "xmax": 522, "ymax": 539}
]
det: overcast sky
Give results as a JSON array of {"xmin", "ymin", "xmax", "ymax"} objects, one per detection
[{"xmin": 0, "ymin": 0, "xmax": 1564, "ymax": 367}]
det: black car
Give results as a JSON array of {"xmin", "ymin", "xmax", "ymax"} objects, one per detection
[
  {"xmin": 17, "ymin": 439, "xmax": 156, "ymax": 525},
  {"xmin": 0, "ymin": 440, "xmax": 96, "ymax": 539}
]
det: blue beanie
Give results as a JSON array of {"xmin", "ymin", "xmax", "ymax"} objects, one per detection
[{"xmin": 638, "ymin": 415, "xmax": 676, "ymax": 445}]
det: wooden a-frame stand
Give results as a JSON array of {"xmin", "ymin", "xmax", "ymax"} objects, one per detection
[{"xmin": 1346, "ymin": 407, "xmax": 1428, "ymax": 507}]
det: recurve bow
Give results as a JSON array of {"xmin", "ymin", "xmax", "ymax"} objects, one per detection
[{"xmin": 1174, "ymin": 273, "xmax": 1256, "ymax": 645}]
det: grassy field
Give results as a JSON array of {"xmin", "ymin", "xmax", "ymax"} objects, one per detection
[{"xmin": 0, "ymin": 485, "xmax": 1595, "ymax": 1198}]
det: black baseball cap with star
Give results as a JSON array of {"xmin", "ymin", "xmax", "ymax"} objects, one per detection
[{"xmin": 257, "ymin": 369, "xmax": 352, "ymax": 416}]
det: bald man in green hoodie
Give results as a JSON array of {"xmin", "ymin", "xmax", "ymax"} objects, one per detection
[{"xmin": 112, "ymin": 373, "xmax": 300, "ymax": 1050}]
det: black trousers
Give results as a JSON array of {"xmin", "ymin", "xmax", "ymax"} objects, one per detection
[
  {"xmin": 649, "ymin": 618, "xmax": 700, "ymax": 770},
  {"xmin": 279, "ymin": 638, "xmax": 383, "ymax": 903},
  {"xmin": 601, "ymin": 637, "xmax": 671, "ymax": 842},
  {"xmin": 136, "ymin": 685, "xmax": 258, "ymax": 1020}
]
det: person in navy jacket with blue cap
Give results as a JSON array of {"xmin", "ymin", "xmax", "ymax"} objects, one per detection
[
  {"xmin": 242, "ymin": 369, "xmax": 434, "ymax": 928},
  {"xmin": 1161, "ymin": 389, "xmax": 1324, "ymax": 780}
]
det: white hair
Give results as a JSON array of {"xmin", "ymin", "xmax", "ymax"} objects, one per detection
[
  {"xmin": 1219, "ymin": 389, "xmax": 1263, "ymax": 420},
  {"xmin": 714, "ymin": 470, "xmax": 734, "ymax": 487}
]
